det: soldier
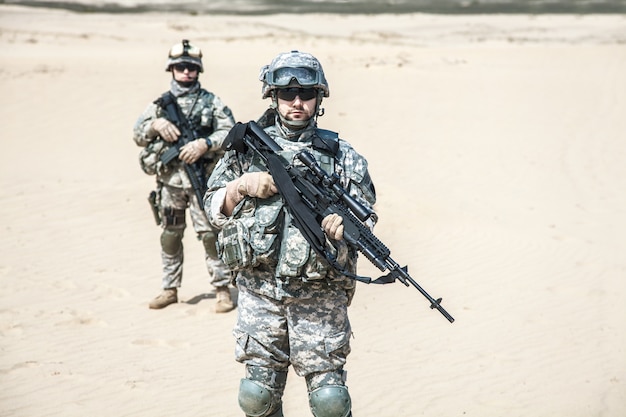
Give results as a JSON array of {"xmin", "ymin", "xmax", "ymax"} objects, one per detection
[
  {"xmin": 133, "ymin": 39, "xmax": 236, "ymax": 313},
  {"xmin": 204, "ymin": 51, "xmax": 377, "ymax": 416}
]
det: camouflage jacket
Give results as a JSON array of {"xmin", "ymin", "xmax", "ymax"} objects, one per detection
[
  {"xmin": 133, "ymin": 82, "xmax": 235, "ymax": 189},
  {"xmin": 204, "ymin": 121, "xmax": 376, "ymax": 299}
]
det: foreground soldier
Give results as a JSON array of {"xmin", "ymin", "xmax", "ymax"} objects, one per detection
[
  {"xmin": 204, "ymin": 51, "xmax": 376, "ymax": 416},
  {"xmin": 133, "ymin": 40, "xmax": 236, "ymax": 313}
]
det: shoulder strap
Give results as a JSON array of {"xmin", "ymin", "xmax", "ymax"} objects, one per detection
[
  {"xmin": 312, "ymin": 128, "xmax": 339, "ymax": 156},
  {"xmin": 154, "ymin": 91, "xmax": 175, "ymax": 108}
]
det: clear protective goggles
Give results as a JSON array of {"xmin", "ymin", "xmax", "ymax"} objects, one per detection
[
  {"xmin": 266, "ymin": 66, "xmax": 319, "ymax": 88},
  {"xmin": 169, "ymin": 40, "xmax": 202, "ymax": 59}
]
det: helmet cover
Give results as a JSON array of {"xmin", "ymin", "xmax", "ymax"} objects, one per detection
[
  {"xmin": 165, "ymin": 39, "xmax": 204, "ymax": 72},
  {"xmin": 259, "ymin": 50, "xmax": 329, "ymax": 98}
]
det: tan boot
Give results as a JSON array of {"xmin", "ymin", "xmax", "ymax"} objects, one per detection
[
  {"xmin": 149, "ymin": 288, "xmax": 177, "ymax": 309},
  {"xmin": 214, "ymin": 286, "xmax": 235, "ymax": 313}
]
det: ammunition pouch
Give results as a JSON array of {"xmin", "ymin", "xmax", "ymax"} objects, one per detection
[
  {"xmin": 139, "ymin": 139, "xmax": 172, "ymax": 176},
  {"xmin": 217, "ymin": 217, "xmax": 254, "ymax": 271},
  {"xmin": 217, "ymin": 194, "xmax": 347, "ymax": 280},
  {"xmin": 217, "ymin": 195, "xmax": 283, "ymax": 271},
  {"xmin": 163, "ymin": 207, "xmax": 186, "ymax": 227}
]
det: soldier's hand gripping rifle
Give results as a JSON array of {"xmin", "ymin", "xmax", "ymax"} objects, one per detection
[
  {"xmin": 154, "ymin": 92, "xmax": 207, "ymax": 210},
  {"xmin": 224, "ymin": 121, "xmax": 454, "ymax": 323}
]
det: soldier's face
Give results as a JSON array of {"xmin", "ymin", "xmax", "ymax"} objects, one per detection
[
  {"xmin": 172, "ymin": 64, "xmax": 199, "ymax": 84},
  {"xmin": 276, "ymin": 88, "xmax": 317, "ymax": 122}
]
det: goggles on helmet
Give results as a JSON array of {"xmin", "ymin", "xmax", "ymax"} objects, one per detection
[
  {"xmin": 169, "ymin": 39, "xmax": 202, "ymax": 59},
  {"xmin": 266, "ymin": 67, "xmax": 320, "ymax": 88}
]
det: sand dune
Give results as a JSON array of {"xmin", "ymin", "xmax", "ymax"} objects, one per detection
[{"xmin": 0, "ymin": 5, "xmax": 625, "ymax": 416}]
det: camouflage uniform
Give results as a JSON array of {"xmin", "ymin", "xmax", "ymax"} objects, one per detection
[
  {"xmin": 133, "ymin": 79, "xmax": 235, "ymax": 293},
  {"xmin": 204, "ymin": 119, "xmax": 376, "ymax": 415}
]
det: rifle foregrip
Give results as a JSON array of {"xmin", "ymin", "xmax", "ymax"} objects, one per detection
[
  {"xmin": 340, "ymin": 206, "xmax": 390, "ymax": 271},
  {"xmin": 358, "ymin": 231, "xmax": 391, "ymax": 271}
]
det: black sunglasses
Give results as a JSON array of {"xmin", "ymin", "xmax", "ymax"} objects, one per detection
[
  {"xmin": 173, "ymin": 63, "xmax": 200, "ymax": 72},
  {"xmin": 276, "ymin": 88, "xmax": 317, "ymax": 101}
]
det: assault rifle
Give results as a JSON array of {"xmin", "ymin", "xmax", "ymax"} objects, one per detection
[
  {"xmin": 155, "ymin": 92, "xmax": 207, "ymax": 209},
  {"xmin": 223, "ymin": 121, "xmax": 454, "ymax": 323}
]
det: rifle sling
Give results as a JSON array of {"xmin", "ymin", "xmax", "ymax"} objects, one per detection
[{"xmin": 265, "ymin": 153, "xmax": 327, "ymax": 255}]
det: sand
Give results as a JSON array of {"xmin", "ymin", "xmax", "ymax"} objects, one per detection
[{"xmin": 0, "ymin": 5, "xmax": 625, "ymax": 416}]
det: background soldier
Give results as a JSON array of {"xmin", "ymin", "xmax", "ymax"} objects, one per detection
[
  {"xmin": 204, "ymin": 51, "xmax": 377, "ymax": 416},
  {"xmin": 133, "ymin": 40, "xmax": 236, "ymax": 313}
]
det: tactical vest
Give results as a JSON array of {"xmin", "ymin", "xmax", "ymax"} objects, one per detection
[{"xmin": 217, "ymin": 128, "xmax": 348, "ymax": 280}]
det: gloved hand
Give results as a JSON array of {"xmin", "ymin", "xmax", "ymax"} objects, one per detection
[
  {"xmin": 225, "ymin": 172, "xmax": 277, "ymax": 207},
  {"xmin": 321, "ymin": 213, "xmax": 344, "ymax": 240},
  {"xmin": 239, "ymin": 172, "xmax": 277, "ymax": 198},
  {"xmin": 179, "ymin": 139, "xmax": 209, "ymax": 164},
  {"xmin": 148, "ymin": 117, "xmax": 180, "ymax": 142}
]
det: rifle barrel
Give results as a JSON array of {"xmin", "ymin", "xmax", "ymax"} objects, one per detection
[{"xmin": 395, "ymin": 263, "xmax": 455, "ymax": 323}]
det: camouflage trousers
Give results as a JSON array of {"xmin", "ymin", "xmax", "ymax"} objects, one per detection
[
  {"xmin": 233, "ymin": 272, "xmax": 352, "ymax": 379},
  {"xmin": 159, "ymin": 183, "xmax": 231, "ymax": 289}
]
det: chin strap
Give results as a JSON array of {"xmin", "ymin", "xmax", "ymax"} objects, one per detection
[
  {"xmin": 275, "ymin": 117, "xmax": 312, "ymax": 137},
  {"xmin": 277, "ymin": 114, "xmax": 310, "ymax": 131}
]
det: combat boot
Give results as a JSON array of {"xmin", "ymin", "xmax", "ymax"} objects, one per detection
[
  {"xmin": 214, "ymin": 286, "xmax": 235, "ymax": 313},
  {"xmin": 149, "ymin": 288, "xmax": 177, "ymax": 309}
]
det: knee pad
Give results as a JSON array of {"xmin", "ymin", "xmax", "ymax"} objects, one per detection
[
  {"xmin": 238, "ymin": 379, "xmax": 274, "ymax": 417},
  {"xmin": 239, "ymin": 366, "xmax": 287, "ymax": 417},
  {"xmin": 200, "ymin": 230, "xmax": 218, "ymax": 258},
  {"xmin": 160, "ymin": 229, "xmax": 183, "ymax": 255},
  {"xmin": 309, "ymin": 385, "xmax": 351, "ymax": 417}
]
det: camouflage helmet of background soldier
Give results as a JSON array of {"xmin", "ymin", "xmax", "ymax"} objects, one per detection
[
  {"xmin": 259, "ymin": 50, "xmax": 330, "ymax": 106},
  {"xmin": 165, "ymin": 39, "xmax": 204, "ymax": 73}
]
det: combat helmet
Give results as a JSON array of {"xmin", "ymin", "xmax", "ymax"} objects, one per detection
[
  {"xmin": 259, "ymin": 50, "xmax": 329, "ymax": 99},
  {"xmin": 165, "ymin": 39, "xmax": 204, "ymax": 73}
]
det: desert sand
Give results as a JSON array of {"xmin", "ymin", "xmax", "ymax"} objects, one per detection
[{"xmin": 0, "ymin": 5, "xmax": 625, "ymax": 416}]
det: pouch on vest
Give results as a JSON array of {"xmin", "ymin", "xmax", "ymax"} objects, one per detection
[
  {"xmin": 276, "ymin": 225, "xmax": 310, "ymax": 277},
  {"xmin": 276, "ymin": 225, "xmax": 332, "ymax": 280},
  {"xmin": 248, "ymin": 195, "xmax": 283, "ymax": 266},
  {"xmin": 139, "ymin": 139, "xmax": 171, "ymax": 176},
  {"xmin": 217, "ymin": 218, "xmax": 252, "ymax": 271}
]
